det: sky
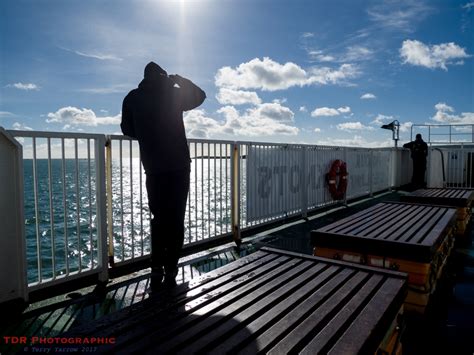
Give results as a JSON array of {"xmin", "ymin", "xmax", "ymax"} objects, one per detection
[{"xmin": 1, "ymin": 0, "xmax": 473, "ymax": 147}]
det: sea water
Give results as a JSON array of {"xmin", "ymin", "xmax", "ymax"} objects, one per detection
[{"xmin": 23, "ymin": 158, "xmax": 234, "ymax": 284}]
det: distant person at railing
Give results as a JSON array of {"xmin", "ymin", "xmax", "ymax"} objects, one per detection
[
  {"xmin": 403, "ymin": 133, "xmax": 428, "ymax": 189},
  {"xmin": 121, "ymin": 62, "xmax": 206, "ymax": 291}
]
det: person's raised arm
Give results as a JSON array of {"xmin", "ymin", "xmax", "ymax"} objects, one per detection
[{"xmin": 169, "ymin": 74, "xmax": 206, "ymax": 111}]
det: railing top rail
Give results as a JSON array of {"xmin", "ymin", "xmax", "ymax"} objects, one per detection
[
  {"xmin": 7, "ymin": 129, "xmax": 106, "ymax": 140},
  {"xmin": 411, "ymin": 124, "xmax": 474, "ymax": 127},
  {"xmin": 5, "ymin": 127, "xmax": 401, "ymax": 151},
  {"xmin": 411, "ymin": 124, "xmax": 474, "ymax": 144}
]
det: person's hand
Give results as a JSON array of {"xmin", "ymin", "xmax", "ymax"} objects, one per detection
[{"xmin": 169, "ymin": 74, "xmax": 182, "ymax": 82}]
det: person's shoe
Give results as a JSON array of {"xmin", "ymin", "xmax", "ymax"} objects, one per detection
[
  {"xmin": 163, "ymin": 269, "xmax": 178, "ymax": 289},
  {"xmin": 150, "ymin": 267, "xmax": 165, "ymax": 293}
]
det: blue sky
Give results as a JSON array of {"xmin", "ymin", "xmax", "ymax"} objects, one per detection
[{"xmin": 1, "ymin": 0, "xmax": 473, "ymax": 147}]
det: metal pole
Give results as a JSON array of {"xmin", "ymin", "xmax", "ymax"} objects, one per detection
[
  {"xmin": 96, "ymin": 135, "xmax": 109, "ymax": 282},
  {"xmin": 105, "ymin": 137, "xmax": 114, "ymax": 267},
  {"xmin": 230, "ymin": 143, "xmax": 241, "ymax": 246}
]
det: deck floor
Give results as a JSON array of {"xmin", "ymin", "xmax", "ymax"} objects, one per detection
[
  {"xmin": 1, "ymin": 191, "xmax": 473, "ymax": 354},
  {"xmin": 257, "ymin": 191, "xmax": 474, "ymax": 354}
]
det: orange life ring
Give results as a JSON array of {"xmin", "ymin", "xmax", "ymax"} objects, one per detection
[{"xmin": 326, "ymin": 159, "xmax": 348, "ymax": 200}]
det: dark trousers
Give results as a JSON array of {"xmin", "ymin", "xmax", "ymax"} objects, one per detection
[
  {"xmin": 146, "ymin": 168, "xmax": 190, "ymax": 274},
  {"xmin": 412, "ymin": 158, "xmax": 426, "ymax": 189}
]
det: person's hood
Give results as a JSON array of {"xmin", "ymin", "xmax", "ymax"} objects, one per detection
[{"xmin": 144, "ymin": 62, "xmax": 167, "ymax": 79}]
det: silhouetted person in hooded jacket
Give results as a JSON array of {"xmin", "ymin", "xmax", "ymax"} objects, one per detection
[
  {"xmin": 403, "ymin": 133, "xmax": 428, "ymax": 189},
  {"xmin": 121, "ymin": 62, "xmax": 206, "ymax": 290}
]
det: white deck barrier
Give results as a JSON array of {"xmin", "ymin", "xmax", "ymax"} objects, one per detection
[{"xmin": 4, "ymin": 128, "xmax": 421, "ymax": 294}]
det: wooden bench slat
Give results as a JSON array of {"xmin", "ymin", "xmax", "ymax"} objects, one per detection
[
  {"xmin": 361, "ymin": 204, "xmax": 423, "ymax": 239},
  {"xmin": 318, "ymin": 203, "xmax": 387, "ymax": 233},
  {"xmin": 266, "ymin": 271, "xmax": 369, "ymax": 354},
  {"xmin": 299, "ymin": 274, "xmax": 385, "ymax": 354},
  {"xmin": 327, "ymin": 277, "xmax": 405, "ymax": 355},
  {"xmin": 334, "ymin": 204, "xmax": 404, "ymax": 235},
  {"xmin": 111, "ymin": 255, "xmax": 294, "ymax": 351},
  {"xmin": 174, "ymin": 262, "xmax": 324, "ymax": 354},
  {"xmin": 210, "ymin": 265, "xmax": 342, "ymax": 354}
]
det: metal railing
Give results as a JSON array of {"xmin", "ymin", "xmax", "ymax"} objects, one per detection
[
  {"xmin": 8, "ymin": 130, "xmax": 108, "ymax": 292},
  {"xmin": 411, "ymin": 124, "xmax": 474, "ymax": 144},
  {"xmin": 427, "ymin": 145, "xmax": 474, "ymax": 188},
  {"xmin": 6, "ymin": 128, "xmax": 409, "ymax": 294}
]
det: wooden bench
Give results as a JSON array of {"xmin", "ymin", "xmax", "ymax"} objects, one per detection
[
  {"xmin": 64, "ymin": 247, "xmax": 407, "ymax": 354},
  {"xmin": 311, "ymin": 202, "xmax": 457, "ymax": 313},
  {"xmin": 401, "ymin": 188, "xmax": 473, "ymax": 238}
]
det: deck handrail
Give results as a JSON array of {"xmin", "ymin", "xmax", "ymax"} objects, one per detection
[{"xmin": 6, "ymin": 127, "xmax": 457, "ymax": 299}]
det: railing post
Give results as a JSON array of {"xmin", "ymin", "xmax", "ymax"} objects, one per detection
[
  {"xmin": 105, "ymin": 137, "xmax": 114, "ymax": 267},
  {"xmin": 343, "ymin": 147, "xmax": 348, "ymax": 205},
  {"xmin": 426, "ymin": 147, "xmax": 432, "ymax": 188},
  {"xmin": 301, "ymin": 146, "xmax": 308, "ymax": 218},
  {"xmin": 231, "ymin": 143, "xmax": 241, "ymax": 246},
  {"xmin": 95, "ymin": 135, "xmax": 109, "ymax": 283},
  {"xmin": 369, "ymin": 150, "xmax": 373, "ymax": 197}
]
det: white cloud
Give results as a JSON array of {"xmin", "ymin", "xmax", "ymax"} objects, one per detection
[
  {"xmin": 46, "ymin": 107, "xmax": 121, "ymax": 126},
  {"xmin": 0, "ymin": 111, "xmax": 15, "ymax": 117},
  {"xmin": 311, "ymin": 106, "xmax": 351, "ymax": 117},
  {"xmin": 400, "ymin": 40, "xmax": 470, "ymax": 70},
  {"xmin": 318, "ymin": 135, "xmax": 391, "ymax": 148},
  {"xmin": 343, "ymin": 46, "xmax": 373, "ymax": 61},
  {"xmin": 7, "ymin": 82, "xmax": 39, "ymax": 90},
  {"xmin": 215, "ymin": 57, "xmax": 359, "ymax": 91},
  {"xmin": 60, "ymin": 46, "xmax": 123, "ymax": 61},
  {"xmin": 431, "ymin": 102, "xmax": 474, "ymax": 124},
  {"xmin": 216, "ymin": 88, "xmax": 261, "ymax": 105},
  {"xmin": 308, "ymin": 50, "xmax": 336, "ymax": 62},
  {"xmin": 337, "ymin": 106, "xmax": 351, "ymax": 114},
  {"xmin": 399, "ymin": 122, "xmax": 413, "ymax": 132},
  {"xmin": 463, "ymin": 2, "xmax": 474, "ymax": 10},
  {"xmin": 183, "ymin": 103, "xmax": 299, "ymax": 138},
  {"xmin": 367, "ymin": 2, "xmax": 432, "ymax": 32},
  {"xmin": 301, "ymin": 32, "xmax": 315, "ymax": 38},
  {"xmin": 299, "ymin": 106, "xmax": 308, "ymax": 113},
  {"xmin": 336, "ymin": 122, "xmax": 374, "ymax": 131},
  {"xmin": 79, "ymin": 84, "xmax": 130, "ymax": 94},
  {"xmin": 360, "ymin": 93, "xmax": 376, "ymax": 100},
  {"xmin": 314, "ymin": 128, "xmax": 321, "ymax": 133},
  {"xmin": 272, "ymin": 98, "xmax": 287, "ymax": 104},
  {"xmin": 12, "ymin": 122, "xmax": 32, "ymax": 131},
  {"xmin": 372, "ymin": 114, "xmax": 394, "ymax": 125}
]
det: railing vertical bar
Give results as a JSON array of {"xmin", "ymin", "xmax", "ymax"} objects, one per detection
[
  {"xmin": 129, "ymin": 139, "xmax": 134, "ymax": 258},
  {"xmin": 106, "ymin": 140, "xmax": 114, "ymax": 264},
  {"xmin": 61, "ymin": 138, "xmax": 69, "ymax": 276},
  {"xmin": 139, "ymin": 148, "xmax": 144, "ymax": 255},
  {"xmin": 96, "ymin": 136, "xmax": 109, "ymax": 282},
  {"xmin": 32, "ymin": 137, "xmax": 42, "ymax": 283},
  {"xmin": 208, "ymin": 142, "xmax": 210, "ymax": 237},
  {"xmin": 259, "ymin": 144, "xmax": 263, "ymax": 223},
  {"xmin": 214, "ymin": 143, "xmax": 217, "ymax": 237},
  {"xmin": 119, "ymin": 140, "xmax": 124, "ymax": 261},
  {"xmin": 47, "ymin": 138, "xmax": 56, "ymax": 279},
  {"xmin": 74, "ymin": 138, "xmax": 81, "ymax": 272},
  {"xmin": 187, "ymin": 142, "xmax": 191, "ymax": 243},
  {"xmin": 219, "ymin": 144, "xmax": 223, "ymax": 235},
  {"xmin": 225, "ymin": 144, "xmax": 228, "ymax": 233},
  {"xmin": 201, "ymin": 142, "xmax": 204, "ymax": 240},
  {"xmin": 87, "ymin": 139, "xmax": 93, "ymax": 268},
  {"xmin": 194, "ymin": 142, "xmax": 198, "ymax": 242}
]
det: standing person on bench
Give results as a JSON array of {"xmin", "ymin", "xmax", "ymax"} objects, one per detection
[
  {"xmin": 121, "ymin": 62, "xmax": 206, "ymax": 290},
  {"xmin": 403, "ymin": 133, "xmax": 428, "ymax": 189}
]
